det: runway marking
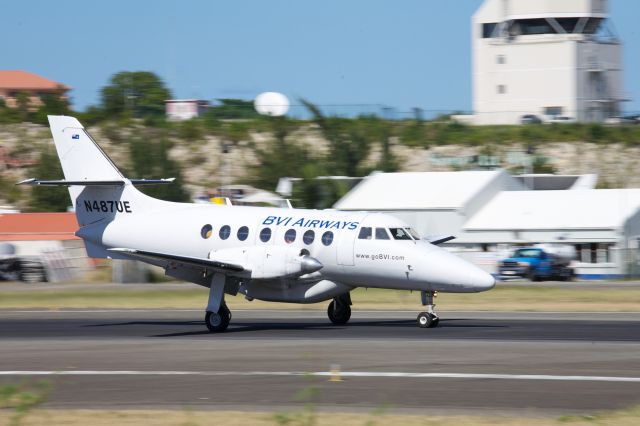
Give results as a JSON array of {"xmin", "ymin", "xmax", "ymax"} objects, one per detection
[{"xmin": 1, "ymin": 371, "xmax": 640, "ymax": 383}]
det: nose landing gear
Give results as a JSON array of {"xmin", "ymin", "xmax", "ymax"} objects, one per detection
[{"xmin": 418, "ymin": 290, "xmax": 439, "ymax": 328}]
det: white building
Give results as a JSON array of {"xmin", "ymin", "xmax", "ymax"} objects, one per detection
[
  {"xmin": 334, "ymin": 170, "xmax": 640, "ymax": 279},
  {"xmin": 333, "ymin": 170, "xmax": 524, "ymax": 237},
  {"xmin": 472, "ymin": 0, "xmax": 625, "ymax": 124},
  {"xmin": 461, "ymin": 189, "xmax": 640, "ymax": 278},
  {"xmin": 165, "ymin": 99, "xmax": 210, "ymax": 121}
]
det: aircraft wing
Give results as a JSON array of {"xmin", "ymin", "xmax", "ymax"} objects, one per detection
[{"xmin": 108, "ymin": 248, "xmax": 245, "ymax": 274}]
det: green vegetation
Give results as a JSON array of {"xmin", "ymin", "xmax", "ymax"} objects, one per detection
[
  {"xmin": 27, "ymin": 148, "xmax": 69, "ymax": 212},
  {"xmin": 0, "ymin": 381, "xmax": 51, "ymax": 426},
  {"xmin": 3, "ymin": 70, "xmax": 640, "ymax": 211},
  {"xmin": 100, "ymin": 71, "xmax": 172, "ymax": 119},
  {"xmin": 4, "ymin": 405, "xmax": 640, "ymax": 426}
]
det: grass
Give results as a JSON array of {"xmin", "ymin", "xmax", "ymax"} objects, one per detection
[
  {"xmin": 0, "ymin": 284, "xmax": 638, "ymax": 312},
  {"xmin": 3, "ymin": 406, "xmax": 640, "ymax": 426}
]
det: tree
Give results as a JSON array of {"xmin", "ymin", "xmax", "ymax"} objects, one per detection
[
  {"xmin": 205, "ymin": 99, "xmax": 260, "ymax": 120},
  {"xmin": 101, "ymin": 71, "xmax": 172, "ymax": 119},
  {"xmin": 127, "ymin": 130, "xmax": 190, "ymax": 202},
  {"xmin": 251, "ymin": 117, "xmax": 309, "ymax": 191},
  {"xmin": 32, "ymin": 93, "xmax": 71, "ymax": 125},
  {"xmin": 29, "ymin": 148, "xmax": 70, "ymax": 212},
  {"xmin": 301, "ymin": 99, "xmax": 397, "ymax": 176}
]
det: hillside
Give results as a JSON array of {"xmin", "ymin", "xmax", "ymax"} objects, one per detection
[{"xmin": 2, "ymin": 119, "xmax": 640, "ymax": 211}]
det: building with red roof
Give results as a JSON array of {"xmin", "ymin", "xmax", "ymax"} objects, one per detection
[
  {"xmin": 0, "ymin": 212, "xmax": 79, "ymax": 242},
  {"xmin": 0, "ymin": 70, "xmax": 70, "ymax": 110}
]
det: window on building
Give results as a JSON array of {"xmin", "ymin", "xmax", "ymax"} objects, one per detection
[
  {"xmin": 544, "ymin": 106, "xmax": 563, "ymax": 117},
  {"xmin": 516, "ymin": 18, "xmax": 554, "ymax": 35},
  {"xmin": 219, "ymin": 225, "xmax": 231, "ymax": 240},
  {"xmin": 259, "ymin": 227, "xmax": 272, "ymax": 242},
  {"xmin": 497, "ymin": 85, "xmax": 507, "ymax": 94},
  {"xmin": 556, "ymin": 18, "xmax": 580, "ymax": 33},
  {"xmin": 284, "ymin": 229, "xmax": 297, "ymax": 244},
  {"xmin": 237, "ymin": 226, "xmax": 249, "ymax": 241},
  {"xmin": 482, "ymin": 22, "xmax": 497, "ymax": 38},
  {"xmin": 576, "ymin": 243, "xmax": 612, "ymax": 264},
  {"xmin": 303, "ymin": 230, "xmax": 315, "ymax": 245},
  {"xmin": 496, "ymin": 55, "xmax": 506, "ymax": 64},
  {"xmin": 321, "ymin": 231, "xmax": 334, "ymax": 246},
  {"xmin": 358, "ymin": 227, "xmax": 372, "ymax": 240}
]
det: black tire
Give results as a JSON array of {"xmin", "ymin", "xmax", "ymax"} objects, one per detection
[
  {"xmin": 327, "ymin": 300, "xmax": 351, "ymax": 325},
  {"xmin": 417, "ymin": 312, "xmax": 438, "ymax": 328},
  {"xmin": 205, "ymin": 304, "xmax": 231, "ymax": 332},
  {"xmin": 528, "ymin": 269, "xmax": 539, "ymax": 282}
]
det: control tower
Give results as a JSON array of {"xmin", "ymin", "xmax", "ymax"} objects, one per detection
[{"xmin": 472, "ymin": 0, "xmax": 624, "ymax": 124}]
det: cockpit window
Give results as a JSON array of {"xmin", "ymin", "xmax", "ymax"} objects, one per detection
[
  {"xmin": 405, "ymin": 228, "xmax": 420, "ymax": 240},
  {"xmin": 375, "ymin": 228, "xmax": 390, "ymax": 240},
  {"xmin": 358, "ymin": 227, "xmax": 372, "ymax": 240},
  {"xmin": 389, "ymin": 228, "xmax": 412, "ymax": 240}
]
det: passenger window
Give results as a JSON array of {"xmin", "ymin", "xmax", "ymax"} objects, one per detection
[
  {"xmin": 284, "ymin": 229, "xmax": 296, "ymax": 243},
  {"xmin": 321, "ymin": 231, "xmax": 334, "ymax": 246},
  {"xmin": 375, "ymin": 228, "xmax": 390, "ymax": 240},
  {"xmin": 390, "ymin": 228, "xmax": 412, "ymax": 240},
  {"xmin": 259, "ymin": 227, "xmax": 272, "ymax": 242},
  {"xmin": 237, "ymin": 226, "xmax": 249, "ymax": 241},
  {"xmin": 219, "ymin": 225, "xmax": 231, "ymax": 240},
  {"xmin": 358, "ymin": 227, "xmax": 372, "ymax": 240},
  {"xmin": 201, "ymin": 224, "xmax": 212, "ymax": 239},
  {"xmin": 303, "ymin": 230, "xmax": 315, "ymax": 245}
]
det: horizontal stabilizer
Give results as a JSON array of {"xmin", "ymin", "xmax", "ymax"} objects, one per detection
[
  {"xmin": 108, "ymin": 248, "xmax": 245, "ymax": 273},
  {"xmin": 18, "ymin": 178, "xmax": 175, "ymax": 186}
]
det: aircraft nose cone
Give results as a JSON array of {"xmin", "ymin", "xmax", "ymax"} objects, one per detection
[
  {"xmin": 419, "ymin": 244, "xmax": 496, "ymax": 292},
  {"xmin": 300, "ymin": 256, "xmax": 323, "ymax": 273},
  {"xmin": 475, "ymin": 270, "xmax": 496, "ymax": 291}
]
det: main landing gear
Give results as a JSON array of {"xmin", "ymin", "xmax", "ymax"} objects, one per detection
[
  {"xmin": 417, "ymin": 290, "xmax": 439, "ymax": 328},
  {"xmin": 205, "ymin": 303, "xmax": 231, "ymax": 332},
  {"xmin": 327, "ymin": 292, "xmax": 352, "ymax": 325},
  {"xmin": 205, "ymin": 272, "xmax": 232, "ymax": 333}
]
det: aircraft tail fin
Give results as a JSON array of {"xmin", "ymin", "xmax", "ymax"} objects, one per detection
[
  {"xmin": 31, "ymin": 116, "xmax": 176, "ymax": 229},
  {"xmin": 48, "ymin": 115, "xmax": 125, "ymax": 183}
]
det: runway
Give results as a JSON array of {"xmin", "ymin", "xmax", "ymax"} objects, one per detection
[{"xmin": 1, "ymin": 309, "xmax": 640, "ymax": 415}]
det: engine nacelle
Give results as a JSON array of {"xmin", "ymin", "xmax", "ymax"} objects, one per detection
[
  {"xmin": 238, "ymin": 279, "xmax": 352, "ymax": 304},
  {"xmin": 209, "ymin": 245, "xmax": 322, "ymax": 280}
]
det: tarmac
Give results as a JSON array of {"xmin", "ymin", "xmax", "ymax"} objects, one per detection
[{"xmin": 1, "ymin": 309, "xmax": 640, "ymax": 415}]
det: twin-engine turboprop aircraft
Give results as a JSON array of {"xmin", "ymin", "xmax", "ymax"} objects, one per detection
[{"xmin": 21, "ymin": 116, "xmax": 495, "ymax": 332}]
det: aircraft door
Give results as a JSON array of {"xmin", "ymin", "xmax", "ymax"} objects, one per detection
[{"xmin": 336, "ymin": 229, "xmax": 355, "ymax": 266}]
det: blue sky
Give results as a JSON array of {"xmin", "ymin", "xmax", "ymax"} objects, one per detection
[{"xmin": 3, "ymin": 0, "xmax": 639, "ymax": 116}]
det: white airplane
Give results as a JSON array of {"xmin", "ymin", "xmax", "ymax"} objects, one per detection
[{"xmin": 21, "ymin": 116, "xmax": 495, "ymax": 332}]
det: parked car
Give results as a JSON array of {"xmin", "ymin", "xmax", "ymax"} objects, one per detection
[
  {"xmin": 520, "ymin": 114, "xmax": 542, "ymax": 124},
  {"xmin": 545, "ymin": 116, "xmax": 576, "ymax": 124},
  {"xmin": 604, "ymin": 116, "xmax": 636, "ymax": 125}
]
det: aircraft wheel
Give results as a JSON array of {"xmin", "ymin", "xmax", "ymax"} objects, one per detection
[
  {"xmin": 417, "ymin": 312, "xmax": 438, "ymax": 328},
  {"xmin": 327, "ymin": 300, "xmax": 351, "ymax": 325},
  {"xmin": 205, "ymin": 304, "xmax": 231, "ymax": 332}
]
